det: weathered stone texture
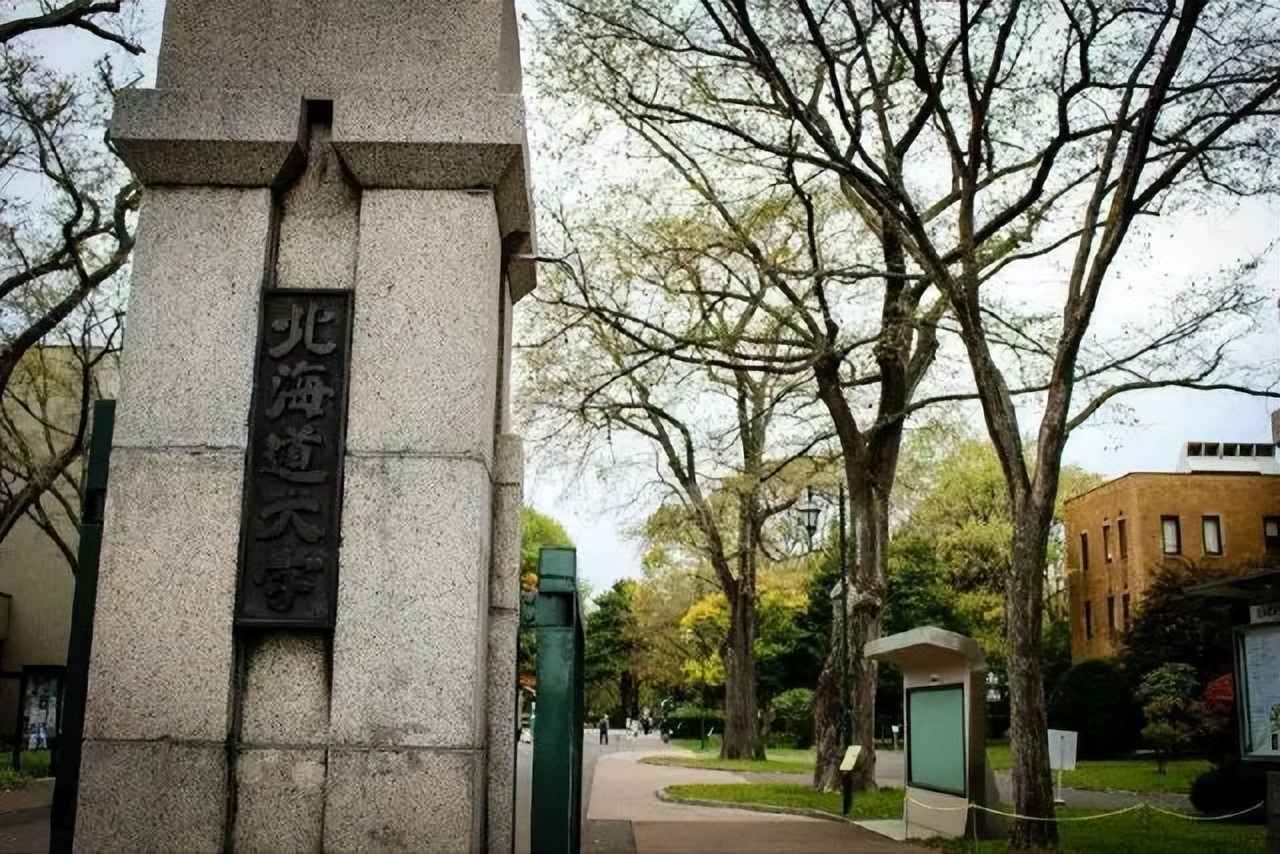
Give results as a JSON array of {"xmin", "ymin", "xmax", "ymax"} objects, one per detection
[
  {"xmin": 110, "ymin": 89, "xmax": 304, "ymax": 186},
  {"xmin": 485, "ymin": 607, "xmax": 520, "ymax": 854},
  {"xmin": 111, "ymin": 187, "xmax": 270, "ymax": 451},
  {"xmin": 75, "ymin": 740, "xmax": 227, "ymax": 854},
  {"xmin": 490, "ymin": 434, "xmax": 524, "ymax": 612},
  {"xmin": 275, "ymin": 123, "xmax": 360, "ymax": 291},
  {"xmin": 240, "ymin": 632, "xmax": 329, "ymax": 746},
  {"xmin": 232, "ymin": 749, "xmax": 327, "ymax": 854},
  {"xmin": 156, "ymin": 1, "xmax": 518, "ymax": 96},
  {"xmin": 329, "ymin": 456, "xmax": 491, "ymax": 749},
  {"xmin": 84, "ymin": 448, "xmax": 240, "ymax": 742},
  {"xmin": 346, "ymin": 190, "xmax": 501, "ymax": 464},
  {"xmin": 323, "ymin": 748, "xmax": 477, "ymax": 854}
]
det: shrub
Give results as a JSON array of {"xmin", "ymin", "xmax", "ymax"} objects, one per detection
[
  {"xmin": 770, "ymin": 688, "xmax": 815, "ymax": 748},
  {"xmin": 1188, "ymin": 759, "xmax": 1267, "ymax": 822},
  {"xmin": 1136, "ymin": 663, "xmax": 1199, "ymax": 772},
  {"xmin": 663, "ymin": 707, "xmax": 724, "ymax": 739},
  {"xmin": 1048, "ymin": 659, "xmax": 1143, "ymax": 759}
]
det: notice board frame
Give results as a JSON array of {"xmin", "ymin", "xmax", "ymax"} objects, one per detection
[{"xmin": 906, "ymin": 682, "xmax": 968, "ymax": 797}]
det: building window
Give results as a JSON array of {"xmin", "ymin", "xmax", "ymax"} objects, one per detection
[
  {"xmin": 1265, "ymin": 517, "xmax": 1280, "ymax": 557},
  {"xmin": 1122, "ymin": 593, "xmax": 1131, "ymax": 632},
  {"xmin": 1080, "ymin": 532, "xmax": 1089, "ymax": 572},
  {"xmin": 1118, "ymin": 519, "xmax": 1128, "ymax": 559},
  {"xmin": 1107, "ymin": 595, "xmax": 1115, "ymax": 633},
  {"xmin": 1202, "ymin": 516, "xmax": 1222, "ymax": 555},
  {"xmin": 1162, "ymin": 516, "xmax": 1181, "ymax": 555},
  {"xmin": 1084, "ymin": 601, "xmax": 1093, "ymax": 640},
  {"xmin": 1103, "ymin": 525, "xmax": 1112, "ymax": 562}
]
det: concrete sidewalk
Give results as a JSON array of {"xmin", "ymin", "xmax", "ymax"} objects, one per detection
[
  {"xmin": 583, "ymin": 749, "xmax": 931, "ymax": 854},
  {"xmin": 0, "ymin": 778, "xmax": 51, "ymax": 854}
]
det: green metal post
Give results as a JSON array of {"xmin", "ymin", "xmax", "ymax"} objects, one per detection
[
  {"xmin": 50, "ymin": 400, "xmax": 115, "ymax": 854},
  {"xmin": 531, "ymin": 547, "xmax": 584, "ymax": 854}
]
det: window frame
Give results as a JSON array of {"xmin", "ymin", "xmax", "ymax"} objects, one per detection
[
  {"xmin": 1080, "ymin": 532, "xmax": 1089, "ymax": 572},
  {"xmin": 1103, "ymin": 524, "xmax": 1112, "ymax": 563},
  {"xmin": 1117, "ymin": 518, "xmax": 1128, "ymax": 560},
  {"xmin": 1162, "ymin": 516, "xmax": 1182, "ymax": 556},
  {"xmin": 1084, "ymin": 601, "xmax": 1093, "ymax": 640},
  {"xmin": 1201, "ymin": 515, "xmax": 1223, "ymax": 556},
  {"xmin": 1265, "ymin": 516, "xmax": 1280, "ymax": 557},
  {"xmin": 1106, "ymin": 595, "xmax": 1115, "ymax": 633},
  {"xmin": 1122, "ymin": 593, "xmax": 1131, "ymax": 632}
]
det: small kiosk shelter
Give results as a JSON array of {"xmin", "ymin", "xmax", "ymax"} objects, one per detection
[{"xmin": 865, "ymin": 627, "xmax": 1000, "ymax": 840}]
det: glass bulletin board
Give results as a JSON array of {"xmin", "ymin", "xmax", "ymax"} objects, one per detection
[
  {"xmin": 907, "ymin": 684, "xmax": 967, "ymax": 796},
  {"xmin": 1234, "ymin": 623, "xmax": 1280, "ymax": 760}
]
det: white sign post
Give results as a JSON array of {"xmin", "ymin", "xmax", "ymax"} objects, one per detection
[
  {"xmin": 1047, "ymin": 729, "xmax": 1078, "ymax": 805},
  {"xmin": 891, "ymin": 723, "xmax": 901, "ymax": 752}
]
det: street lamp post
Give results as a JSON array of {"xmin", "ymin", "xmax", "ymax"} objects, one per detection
[{"xmin": 801, "ymin": 484, "xmax": 854, "ymax": 815}]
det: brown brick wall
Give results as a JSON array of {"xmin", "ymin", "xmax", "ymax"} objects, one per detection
[{"xmin": 1063, "ymin": 472, "xmax": 1280, "ymax": 662}]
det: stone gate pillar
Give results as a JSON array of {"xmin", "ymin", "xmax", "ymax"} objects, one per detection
[{"xmin": 74, "ymin": 3, "xmax": 532, "ymax": 852}]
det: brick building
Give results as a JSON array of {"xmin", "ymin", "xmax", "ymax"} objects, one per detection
[{"xmin": 1063, "ymin": 441, "xmax": 1280, "ymax": 661}]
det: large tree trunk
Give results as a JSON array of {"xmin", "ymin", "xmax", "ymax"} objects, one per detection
[
  {"xmin": 721, "ymin": 585, "xmax": 764, "ymax": 759},
  {"xmin": 811, "ymin": 472, "xmax": 887, "ymax": 791},
  {"xmin": 812, "ymin": 646, "xmax": 842, "ymax": 790},
  {"xmin": 1006, "ymin": 501, "xmax": 1058, "ymax": 851},
  {"xmin": 847, "ymin": 484, "xmax": 885, "ymax": 792}
]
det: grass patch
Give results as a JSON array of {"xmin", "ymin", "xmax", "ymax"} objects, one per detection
[
  {"xmin": 647, "ymin": 741, "xmax": 816, "ymax": 774},
  {"xmin": 0, "ymin": 750, "xmax": 52, "ymax": 790},
  {"xmin": 984, "ymin": 744, "xmax": 1208, "ymax": 794},
  {"xmin": 644, "ymin": 754, "xmax": 816, "ymax": 774},
  {"xmin": 927, "ymin": 806, "xmax": 1264, "ymax": 854},
  {"xmin": 665, "ymin": 782, "xmax": 903, "ymax": 821}
]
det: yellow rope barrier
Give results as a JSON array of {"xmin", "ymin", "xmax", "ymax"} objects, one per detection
[
  {"xmin": 1145, "ymin": 801, "xmax": 1264, "ymax": 821},
  {"xmin": 902, "ymin": 795, "xmax": 1266, "ymax": 823}
]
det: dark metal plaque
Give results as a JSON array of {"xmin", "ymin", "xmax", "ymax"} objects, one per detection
[{"xmin": 236, "ymin": 289, "xmax": 353, "ymax": 628}]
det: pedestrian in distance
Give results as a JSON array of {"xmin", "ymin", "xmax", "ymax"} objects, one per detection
[{"xmin": 598, "ymin": 714, "xmax": 609, "ymax": 745}]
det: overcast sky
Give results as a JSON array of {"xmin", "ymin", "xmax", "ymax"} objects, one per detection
[{"xmin": 22, "ymin": 0, "xmax": 1279, "ymax": 594}]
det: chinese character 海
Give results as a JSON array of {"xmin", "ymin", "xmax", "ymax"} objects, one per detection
[
  {"xmin": 262, "ymin": 424, "xmax": 326, "ymax": 483},
  {"xmin": 257, "ymin": 491, "xmax": 324, "ymax": 542},
  {"xmin": 269, "ymin": 301, "xmax": 337, "ymax": 359},
  {"xmin": 266, "ymin": 361, "xmax": 335, "ymax": 419}
]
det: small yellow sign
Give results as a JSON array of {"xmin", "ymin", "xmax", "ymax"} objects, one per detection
[{"xmin": 839, "ymin": 745, "xmax": 862, "ymax": 772}]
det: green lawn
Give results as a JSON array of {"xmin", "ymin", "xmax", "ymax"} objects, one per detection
[
  {"xmin": 0, "ymin": 749, "xmax": 51, "ymax": 790},
  {"xmin": 927, "ymin": 807, "xmax": 1264, "ymax": 854},
  {"xmin": 984, "ymin": 744, "xmax": 1209, "ymax": 794},
  {"xmin": 644, "ymin": 753, "xmax": 815, "ymax": 774},
  {"xmin": 664, "ymin": 782, "xmax": 904, "ymax": 821},
  {"xmin": 646, "ymin": 740, "xmax": 816, "ymax": 774}
]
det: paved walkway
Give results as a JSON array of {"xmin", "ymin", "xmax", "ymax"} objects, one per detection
[
  {"xmin": 580, "ymin": 746, "xmax": 930, "ymax": 854},
  {"xmin": 0, "ymin": 779, "xmax": 51, "ymax": 854}
]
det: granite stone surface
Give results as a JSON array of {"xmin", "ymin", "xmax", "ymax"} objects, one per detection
[
  {"xmin": 329, "ymin": 455, "xmax": 492, "ymax": 749},
  {"xmin": 75, "ymin": 740, "xmax": 227, "ymax": 854},
  {"xmin": 83, "ymin": 448, "xmax": 241, "ymax": 742},
  {"xmin": 111, "ymin": 186, "xmax": 269, "ymax": 451},
  {"xmin": 239, "ymin": 632, "xmax": 330, "ymax": 746},
  {"xmin": 275, "ymin": 123, "xmax": 360, "ymax": 292},
  {"xmin": 156, "ymin": 1, "xmax": 516, "ymax": 97},
  {"xmin": 346, "ymin": 189, "xmax": 501, "ymax": 464},
  {"xmin": 485, "ymin": 608, "xmax": 520, "ymax": 854},
  {"xmin": 323, "ymin": 747, "xmax": 478, "ymax": 854},
  {"xmin": 111, "ymin": 88, "xmax": 304, "ymax": 187},
  {"xmin": 490, "ymin": 434, "xmax": 523, "ymax": 612},
  {"xmin": 232, "ymin": 748, "xmax": 327, "ymax": 854}
]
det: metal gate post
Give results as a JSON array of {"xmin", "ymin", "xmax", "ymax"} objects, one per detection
[
  {"xmin": 49, "ymin": 399, "xmax": 115, "ymax": 854},
  {"xmin": 530, "ymin": 547, "xmax": 584, "ymax": 854}
]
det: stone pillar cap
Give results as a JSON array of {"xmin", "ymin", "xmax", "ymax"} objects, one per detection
[{"xmin": 864, "ymin": 627, "xmax": 988, "ymax": 672}]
